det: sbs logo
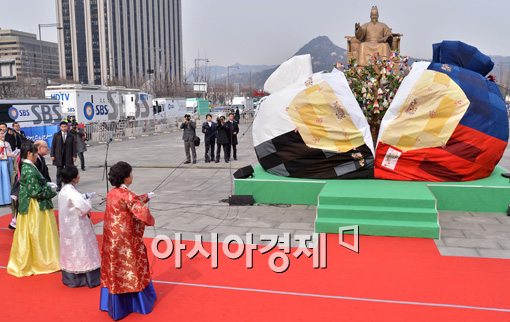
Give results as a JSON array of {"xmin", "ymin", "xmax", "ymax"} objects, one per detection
[
  {"xmin": 84, "ymin": 102, "xmax": 95, "ymax": 120},
  {"xmin": 8, "ymin": 107, "xmax": 19, "ymax": 120}
]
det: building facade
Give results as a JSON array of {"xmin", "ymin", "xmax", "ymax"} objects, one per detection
[
  {"xmin": 56, "ymin": 0, "xmax": 183, "ymax": 86},
  {"xmin": 0, "ymin": 29, "xmax": 59, "ymax": 82}
]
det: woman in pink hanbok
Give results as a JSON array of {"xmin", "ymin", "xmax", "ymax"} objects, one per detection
[{"xmin": 58, "ymin": 165, "xmax": 100, "ymax": 287}]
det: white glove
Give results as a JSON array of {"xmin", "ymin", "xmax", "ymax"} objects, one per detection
[
  {"xmin": 83, "ymin": 192, "xmax": 96, "ymax": 199},
  {"xmin": 47, "ymin": 182, "xmax": 58, "ymax": 192},
  {"xmin": 147, "ymin": 192, "xmax": 155, "ymax": 199}
]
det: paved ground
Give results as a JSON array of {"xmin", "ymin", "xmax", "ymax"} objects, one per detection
[{"xmin": 1, "ymin": 117, "xmax": 510, "ymax": 258}]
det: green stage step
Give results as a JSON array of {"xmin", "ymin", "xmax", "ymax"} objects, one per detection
[
  {"xmin": 233, "ymin": 164, "xmax": 510, "ymax": 239},
  {"xmin": 315, "ymin": 217, "xmax": 440, "ymax": 238},
  {"xmin": 317, "ymin": 204, "xmax": 438, "ymax": 222},
  {"xmin": 316, "ymin": 180, "xmax": 440, "ymax": 238}
]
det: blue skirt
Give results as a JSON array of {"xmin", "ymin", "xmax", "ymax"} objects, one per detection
[
  {"xmin": 100, "ymin": 282, "xmax": 156, "ymax": 321},
  {"xmin": 0, "ymin": 160, "xmax": 11, "ymax": 206}
]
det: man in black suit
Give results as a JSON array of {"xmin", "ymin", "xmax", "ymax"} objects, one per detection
[
  {"xmin": 215, "ymin": 116, "xmax": 231, "ymax": 163},
  {"xmin": 226, "ymin": 112, "xmax": 240, "ymax": 161},
  {"xmin": 201, "ymin": 114, "xmax": 217, "ymax": 163},
  {"xmin": 12, "ymin": 122, "xmax": 28, "ymax": 149},
  {"xmin": 34, "ymin": 140, "xmax": 52, "ymax": 182},
  {"xmin": 51, "ymin": 121, "xmax": 76, "ymax": 190}
]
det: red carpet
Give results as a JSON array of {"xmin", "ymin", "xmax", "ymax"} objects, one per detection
[
  {"xmin": 0, "ymin": 212, "xmax": 104, "ymax": 226},
  {"xmin": 1, "ymin": 216, "xmax": 509, "ymax": 321}
]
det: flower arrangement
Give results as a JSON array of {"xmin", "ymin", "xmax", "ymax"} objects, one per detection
[{"xmin": 342, "ymin": 52, "xmax": 411, "ymax": 145}]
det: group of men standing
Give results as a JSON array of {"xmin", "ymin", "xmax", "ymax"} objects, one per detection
[
  {"xmin": 51, "ymin": 121, "xmax": 88, "ymax": 190},
  {"xmin": 181, "ymin": 112, "xmax": 240, "ymax": 164},
  {"xmin": 0, "ymin": 122, "xmax": 27, "ymax": 152}
]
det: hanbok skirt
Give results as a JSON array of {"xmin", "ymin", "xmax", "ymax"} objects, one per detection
[
  {"xmin": 7, "ymin": 199, "xmax": 60, "ymax": 277},
  {"xmin": 0, "ymin": 160, "xmax": 11, "ymax": 206},
  {"xmin": 100, "ymin": 282, "xmax": 157, "ymax": 321},
  {"xmin": 62, "ymin": 268, "xmax": 101, "ymax": 288}
]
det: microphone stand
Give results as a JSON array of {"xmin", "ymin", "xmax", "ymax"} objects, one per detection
[
  {"xmin": 103, "ymin": 123, "xmax": 117, "ymax": 195},
  {"xmin": 102, "ymin": 137, "xmax": 113, "ymax": 194}
]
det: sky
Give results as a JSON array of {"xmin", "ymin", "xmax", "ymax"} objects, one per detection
[{"xmin": 1, "ymin": 0, "xmax": 509, "ymax": 70}]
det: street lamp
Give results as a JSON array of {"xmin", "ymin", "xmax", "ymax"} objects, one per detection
[
  {"xmin": 226, "ymin": 64, "xmax": 239, "ymax": 105},
  {"xmin": 146, "ymin": 47, "xmax": 164, "ymax": 94},
  {"xmin": 38, "ymin": 23, "xmax": 62, "ymax": 85},
  {"xmin": 194, "ymin": 58, "xmax": 209, "ymax": 82}
]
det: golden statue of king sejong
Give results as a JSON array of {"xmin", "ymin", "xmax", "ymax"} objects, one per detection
[{"xmin": 346, "ymin": 6, "xmax": 402, "ymax": 66}]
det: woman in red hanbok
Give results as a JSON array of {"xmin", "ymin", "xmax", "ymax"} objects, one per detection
[{"xmin": 100, "ymin": 161, "xmax": 156, "ymax": 320}]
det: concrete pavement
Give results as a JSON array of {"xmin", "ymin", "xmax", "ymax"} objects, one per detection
[{"xmin": 1, "ymin": 117, "xmax": 510, "ymax": 258}]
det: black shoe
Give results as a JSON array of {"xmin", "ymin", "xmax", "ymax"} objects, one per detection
[
  {"xmin": 81, "ymin": 168, "xmax": 86, "ymax": 171},
  {"xmin": 184, "ymin": 160, "xmax": 191, "ymax": 164},
  {"xmin": 234, "ymin": 157, "xmax": 237, "ymax": 161},
  {"xmin": 215, "ymin": 160, "xmax": 220, "ymax": 163},
  {"xmin": 8, "ymin": 224, "xmax": 15, "ymax": 230},
  {"xmin": 225, "ymin": 160, "xmax": 230, "ymax": 163},
  {"xmin": 192, "ymin": 160, "xmax": 197, "ymax": 164}
]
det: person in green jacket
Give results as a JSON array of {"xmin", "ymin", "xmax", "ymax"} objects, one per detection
[{"xmin": 7, "ymin": 141, "xmax": 60, "ymax": 277}]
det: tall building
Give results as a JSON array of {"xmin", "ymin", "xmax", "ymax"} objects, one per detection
[
  {"xmin": 0, "ymin": 29, "xmax": 60, "ymax": 82},
  {"xmin": 56, "ymin": 0, "xmax": 183, "ymax": 86}
]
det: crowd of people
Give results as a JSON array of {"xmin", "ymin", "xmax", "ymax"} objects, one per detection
[
  {"xmin": 1, "ymin": 120, "xmax": 156, "ymax": 320},
  {"xmin": 0, "ymin": 121, "xmax": 88, "ymax": 229},
  {"xmin": 1, "ymin": 110, "xmax": 246, "ymax": 320},
  {"xmin": 1, "ymin": 108, "xmax": 247, "ymax": 319},
  {"xmin": 180, "ymin": 110, "xmax": 241, "ymax": 164}
]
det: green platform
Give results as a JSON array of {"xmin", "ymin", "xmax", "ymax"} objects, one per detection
[{"xmin": 234, "ymin": 165, "xmax": 510, "ymax": 238}]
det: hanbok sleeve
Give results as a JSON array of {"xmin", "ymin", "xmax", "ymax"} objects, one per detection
[
  {"xmin": 69, "ymin": 189, "xmax": 92, "ymax": 217},
  {"xmin": 4, "ymin": 142, "xmax": 13, "ymax": 157},
  {"xmin": 26, "ymin": 166, "xmax": 57, "ymax": 200},
  {"xmin": 124, "ymin": 192, "xmax": 154, "ymax": 226}
]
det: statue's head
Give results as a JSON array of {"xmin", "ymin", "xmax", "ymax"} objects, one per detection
[{"xmin": 370, "ymin": 6, "xmax": 379, "ymax": 22}]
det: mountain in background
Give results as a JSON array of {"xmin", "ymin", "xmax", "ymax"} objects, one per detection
[
  {"xmin": 199, "ymin": 36, "xmax": 510, "ymax": 92},
  {"xmin": 186, "ymin": 64, "xmax": 275, "ymax": 84}
]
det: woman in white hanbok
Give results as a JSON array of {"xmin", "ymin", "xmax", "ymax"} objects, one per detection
[{"xmin": 58, "ymin": 165, "xmax": 101, "ymax": 288}]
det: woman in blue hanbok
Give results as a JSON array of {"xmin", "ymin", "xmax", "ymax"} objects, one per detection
[{"xmin": 0, "ymin": 130, "xmax": 14, "ymax": 206}]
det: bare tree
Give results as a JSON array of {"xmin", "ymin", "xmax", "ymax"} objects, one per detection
[{"xmin": 0, "ymin": 76, "xmax": 47, "ymax": 99}]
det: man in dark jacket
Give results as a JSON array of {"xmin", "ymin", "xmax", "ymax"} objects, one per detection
[
  {"xmin": 226, "ymin": 113, "xmax": 240, "ymax": 160},
  {"xmin": 180, "ymin": 114, "xmax": 197, "ymax": 164},
  {"xmin": 0, "ymin": 123, "xmax": 16, "ymax": 151},
  {"xmin": 34, "ymin": 140, "xmax": 52, "ymax": 182},
  {"xmin": 12, "ymin": 122, "xmax": 28, "ymax": 149},
  {"xmin": 235, "ymin": 107, "xmax": 240, "ymax": 122},
  {"xmin": 71, "ymin": 122, "xmax": 87, "ymax": 170},
  {"xmin": 215, "ymin": 116, "xmax": 231, "ymax": 163},
  {"xmin": 201, "ymin": 114, "xmax": 217, "ymax": 163},
  {"xmin": 51, "ymin": 121, "xmax": 76, "ymax": 190}
]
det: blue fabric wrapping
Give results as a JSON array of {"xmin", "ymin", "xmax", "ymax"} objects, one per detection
[
  {"xmin": 0, "ymin": 160, "xmax": 11, "ymax": 205},
  {"xmin": 100, "ymin": 282, "xmax": 157, "ymax": 321},
  {"xmin": 428, "ymin": 61, "xmax": 508, "ymax": 142},
  {"xmin": 432, "ymin": 40, "xmax": 494, "ymax": 76}
]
